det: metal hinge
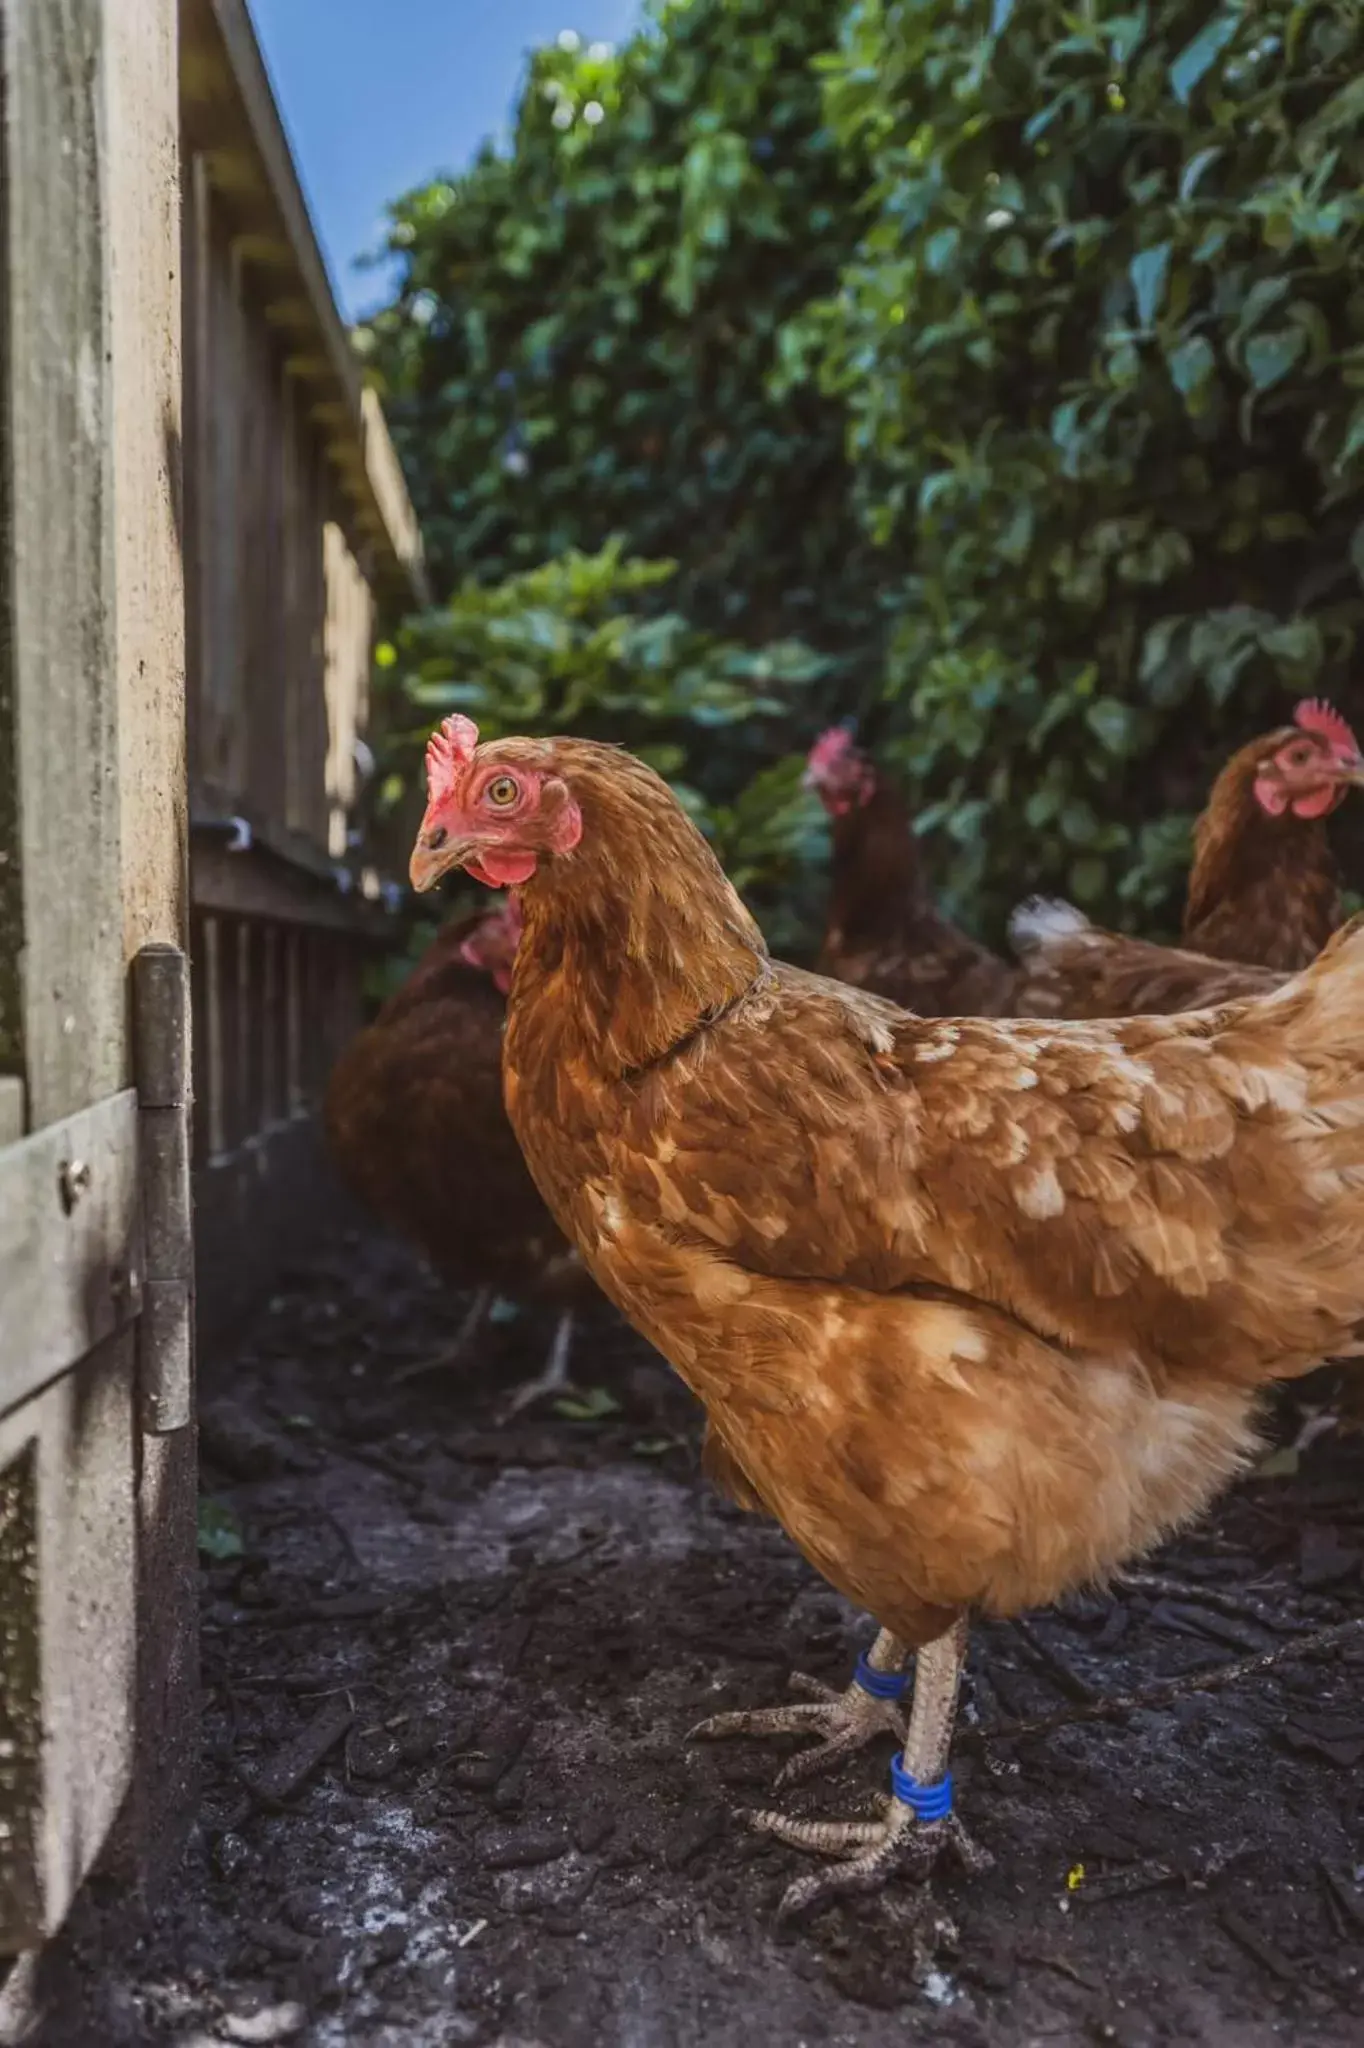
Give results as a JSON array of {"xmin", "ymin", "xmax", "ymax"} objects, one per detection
[{"xmin": 132, "ymin": 944, "xmax": 194, "ymax": 1434}]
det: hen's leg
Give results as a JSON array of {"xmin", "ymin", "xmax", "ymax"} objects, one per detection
[
  {"xmin": 392, "ymin": 1284, "xmax": 493, "ymax": 1386},
  {"xmin": 499, "ymin": 1308, "xmax": 577, "ymax": 1421},
  {"xmin": 689, "ymin": 1628, "xmax": 909, "ymax": 1789},
  {"xmin": 748, "ymin": 1616, "xmax": 989, "ymax": 1919}
]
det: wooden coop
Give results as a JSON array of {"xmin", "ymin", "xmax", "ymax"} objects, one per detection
[
  {"xmin": 180, "ymin": 0, "xmax": 426, "ymax": 1338},
  {"xmin": 0, "ymin": 0, "xmax": 422, "ymax": 1980}
]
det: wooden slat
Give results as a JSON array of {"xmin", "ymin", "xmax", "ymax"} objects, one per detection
[
  {"xmin": 0, "ymin": 1080, "xmax": 23, "ymax": 1146},
  {"xmin": 0, "ymin": 1442, "xmax": 42, "ymax": 1943},
  {"xmin": 286, "ymin": 926, "xmax": 303, "ymax": 1115},
  {"xmin": 109, "ymin": 0, "xmax": 187, "ymax": 964},
  {"xmin": 106, "ymin": 4, "xmax": 198, "ymax": 1909},
  {"xmin": 2, "ymin": 0, "xmax": 125, "ymax": 1130},
  {"xmin": 0, "ymin": 1333, "xmax": 137, "ymax": 1949},
  {"xmin": 181, "ymin": 148, "xmax": 213, "ymax": 805},
  {"xmin": 241, "ymin": 288, "xmax": 286, "ymax": 833},
  {"xmin": 0, "ymin": 1089, "xmax": 140, "ymax": 1419},
  {"xmin": 192, "ymin": 835, "xmax": 393, "ymax": 936},
  {"xmin": 203, "ymin": 913, "xmax": 225, "ymax": 1160},
  {"xmin": 200, "ymin": 204, "xmax": 246, "ymax": 800}
]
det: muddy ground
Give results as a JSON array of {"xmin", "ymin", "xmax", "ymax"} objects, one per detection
[{"xmin": 18, "ymin": 1232, "xmax": 1364, "ymax": 2047}]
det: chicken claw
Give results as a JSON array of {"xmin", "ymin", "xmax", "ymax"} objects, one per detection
[
  {"xmin": 498, "ymin": 1308, "xmax": 577, "ymax": 1421},
  {"xmin": 743, "ymin": 1617, "xmax": 984, "ymax": 1919},
  {"xmin": 688, "ymin": 1628, "xmax": 909, "ymax": 1789},
  {"xmin": 749, "ymin": 1778, "xmax": 989, "ymax": 1921}
]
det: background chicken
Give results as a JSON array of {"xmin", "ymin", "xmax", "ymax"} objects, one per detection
[
  {"xmin": 323, "ymin": 895, "xmax": 590, "ymax": 1413},
  {"xmin": 804, "ymin": 723, "xmax": 1019, "ymax": 1016},
  {"xmin": 411, "ymin": 717, "xmax": 1364, "ymax": 1925},
  {"xmin": 1011, "ymin": 700, "xmax": 1364, "ymax": 1021}
]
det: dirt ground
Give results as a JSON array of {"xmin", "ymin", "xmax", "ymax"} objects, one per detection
[{"xmin": 18, "ymin": 1232, "xmax": 1364, "ymax": 2048}]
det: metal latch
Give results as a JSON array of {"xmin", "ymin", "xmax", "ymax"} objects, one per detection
[{"xmin": 132, "ymin": 944, "xmax": 194, "ymax": 1434}]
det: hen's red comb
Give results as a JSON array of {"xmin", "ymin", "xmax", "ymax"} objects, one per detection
[
  {"xmin": 1294, "ymin": 698, "xmax": 1360, "ymax": 759},
  {"xmin": 425, "ymin": 714, "xmax": 479, "ymax": 804},
  {"xmin": 807, "ymin": 724, "xmax": 860, "ymax": 774}
]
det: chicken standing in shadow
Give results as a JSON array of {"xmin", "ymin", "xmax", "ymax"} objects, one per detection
[
  {"xmin": 804, "ymin": 723, "xmax": 1020, "ymax": 1016},
  {"xmin": 323, "ymin": 896, "xmax": 592, "ymax": 1416}
]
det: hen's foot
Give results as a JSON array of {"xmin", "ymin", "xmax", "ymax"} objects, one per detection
[
  {"xmin": 392, "ymin": 1284, "xmax": 493, "ymax": 1386},
  {"xmin": 688, "ymin": 1648, "xmax": 908, "ymax": 1790},
  {"xmin": 748, "ymin": 1762, "xmax": 989, "ymax": 1921},
  {"xmin": 498, "ymin": 1308, "xmax": 577, "ymax": 1422}
]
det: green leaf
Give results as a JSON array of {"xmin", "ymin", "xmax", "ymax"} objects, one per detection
[
  {"xmin": 553, "ymin": 1386, "xmax": 622, "ymax": 1422},
  {"xmin": 1166, "ymin": 333, "xmax": 1215, "ymax": 399},
  {"xmin": 1169, "ymin": 9, "xmax": 1241, "ymax": 105},
  {"xmin": 1130, "ymin": 243, "xmax": 1171, "ymax": 329},
  {"xmin": 1084, "ymin": 699, "xmax": 1136, "ymax": 755},
  {"xmin": 198, "ymin": 1499, "xmax": 244, "ymax": 1562},
  {"xmin": 1244, "ymin": 328, "xmax": 1306, "ymax": 392},
  {"xmin": 1178, "ymin": 148, "xmax": 1222, "ymax": 201}
]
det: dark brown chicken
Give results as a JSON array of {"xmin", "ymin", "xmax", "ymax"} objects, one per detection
[
  {"xmin": 323, "ymin": 896, "xmax": 588, "ymax": 1410},
  {"xmin": 409, "ymin": 716, "xmax": 1364, "ymax": 1924},
  {"xmin": 805, "ymin": 725, "xmax": 1019, "ymax": 1016},
  {"xmin": 1012, "ymin": 701, "xmax": 1364, "ymax": 1021}
]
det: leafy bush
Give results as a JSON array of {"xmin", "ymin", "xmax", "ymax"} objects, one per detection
[
  {"xmin": 368, "ymin": 0, "xmax": 1364, "ymax": 961},
  {"xmin": 789, "ymin": 0, "xmax": 1364, "ymax": 935},
  {"xmin": 359, "ymin": 0, "xmax": 877, "ymax": 658}
]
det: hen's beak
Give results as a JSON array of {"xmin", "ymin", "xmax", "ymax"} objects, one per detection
[
  {"xmin": 1329, "ymin": 756, "xmax": 1364, "ymax": 789},
  {"xmin": 409, "ymin": 827, "xmax": 477, "ymax": 893}
]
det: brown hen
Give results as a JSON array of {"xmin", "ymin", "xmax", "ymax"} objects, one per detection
[
  {"xmin": 410, "ymin": 717, "xmax": 1364, "ymax": 1920},
  {"xmin": 323, "ymin": 897, "xmax": 588, "ymax": 1413},
  {"xmin": 805, "ymin": 725, "xmax": 1019, "ymax": 1016},
  {"xmin": 1012, "ymin": 700, "xmax": 1364, "ymax": 1021}
]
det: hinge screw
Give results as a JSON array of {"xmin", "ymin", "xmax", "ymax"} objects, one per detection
[{"xmin": 59, "ymin": 1157, "xmax": 92, "ymax": 1213}]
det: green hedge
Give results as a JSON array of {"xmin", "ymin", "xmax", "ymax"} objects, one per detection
[
  {"xmin": 789, "ymin": 0, "xmax": 1364, "ymax": 933},
  {"xmin": 361, "ymin": 0, "xmax": 876, "ymax": 654},
  {"xmin": 367, "ymin": 0, "xmax": 1364, "ymax": 955}
]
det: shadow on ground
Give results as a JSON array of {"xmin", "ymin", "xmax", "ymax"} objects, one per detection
[{"xmin": 24, "ymin": 1234, "xmax": 1364, "ymax": 2047}]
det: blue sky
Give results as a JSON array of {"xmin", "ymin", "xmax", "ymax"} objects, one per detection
[{"xmin": 247, "ymin": 0, "xmax": 644, "ymax": 320}]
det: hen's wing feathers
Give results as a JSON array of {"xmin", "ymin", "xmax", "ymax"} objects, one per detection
[
  {"xmin": 1010, "ymin": 898, "xmax": 1286, "ymax": 1020},
  {"xmin": 611, "ymin": 940, "xmax": 1364, "ymax": 1386}
]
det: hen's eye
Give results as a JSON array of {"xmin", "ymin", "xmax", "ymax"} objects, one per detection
[{"xmin": 485, "ymin": 775, "xmax": 519, "ymax": 808}]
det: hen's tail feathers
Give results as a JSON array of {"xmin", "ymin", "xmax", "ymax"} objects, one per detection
[{"xmin": 1008, "ymin": 897, "xmax": 1091, "ymax": 963}]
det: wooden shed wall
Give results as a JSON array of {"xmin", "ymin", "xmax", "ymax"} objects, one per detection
[{"xmin": 179, "ymin": 147, "xmax": 395, "ymax": 1342}]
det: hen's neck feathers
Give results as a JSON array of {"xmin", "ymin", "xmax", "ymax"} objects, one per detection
[
  {"xmin": 510, "ymin": 743, "xmax": 767, "ymax": 1078},
  {"xmin": 827, "ymin": 775, "xmax": 930, "ymax": 950},
  {"xmin": 1184, "ymin": 740, "xmax": 1341, "ymax": 970}
]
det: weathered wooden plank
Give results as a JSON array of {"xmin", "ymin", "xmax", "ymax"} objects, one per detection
[
  {"xmin": 241, "ymin": 284, "xmax": 287, "ymax": 834},
  {"xmin": 201, "ymin": 204, "xmax": 246, "ymax": 801},
  {"xmin": 106, "ymin": 2, "xmax": 198, "ymax": 1906},
  {"xmin": 0, "ymin": 1331, "xmax": 137, "ymax": 1951},
  {"xmin": 323, "ymin": 516, "xmax": 374, "ymax": 860},
  {"xmin": 108, "ymin": 0, "xmax": 187, "ymax": 965},
  {"xmin": 181, "ymin": 148, "xmax": 212, "ymax": 803},
  {"xmin": 0, "ymin": 1090, "xmax": 140, "ymax": 1419},
  {"xmin": 202, "ymin": 913, "xmax": 226, "ymax": 1161},
  {"xmin": 192, "ymin": 834, "xmax": 392, "ymax": 935},
  {"xmin": 2, "ymin": 0, "xmax": 126, "ymax": 1129},
  {"xmin": 0, "ymin": 1441, "xmax": 42, "ymax": 1948},
  {"xmin": 0, "ymin": 1079, "xmax": 22, "ymax": 1146}
]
